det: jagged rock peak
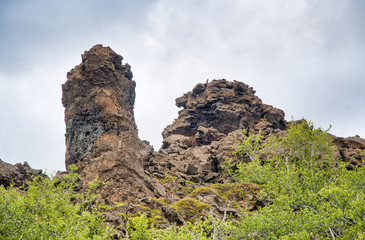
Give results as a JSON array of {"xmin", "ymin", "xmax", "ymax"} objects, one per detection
[
  {"xmin": 62, "ymin": 45, "xmax": 165, "ymax": 202},
  {"xmin": 62, "ymin": 44, "xmax": 138, "ymax": 167},
  {"xmin": 80, "ymin": 44, "xmax": 133, "ymax": 80},
  {"xmin": 148, "ymin": 79, "xmax": 288, "ymax": 185},
  {"xmin": 162, "ymin": 79, "xmax": 287, "ymax": 150}
]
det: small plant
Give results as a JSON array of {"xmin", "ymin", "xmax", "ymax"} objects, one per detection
[
  {"xmin": 170, "ymin": 198, "xmax": 211, "ymax": 222},
  {"xmin": 158, "ymin": 174, "xmax": 177, "ymax": 183},
  {"xmin": 128, "ymin": 214, "xmax": 153, "ymax": 240},
  {"xmin": 189, "ymin": 185, "xmax": 219, "ymax": 197}
]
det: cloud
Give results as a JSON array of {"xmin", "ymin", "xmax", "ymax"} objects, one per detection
[
  {"xmin": 133, "ymin": 0, "xmax": 365, "ymax": 141},
  {"xmin": 0, "ymin": 0, "xmax": 364, "ymax": 173}
]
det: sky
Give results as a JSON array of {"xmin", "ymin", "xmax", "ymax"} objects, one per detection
[{"xmin": 0, "ymin": 0, "xmax": 364, "ymax": 174}]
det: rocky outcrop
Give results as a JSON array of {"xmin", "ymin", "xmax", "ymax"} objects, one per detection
[
  {"xmin": 61, "ymin": 44, "xmax": 365, "ymax": 212},
  {"xmin": 0, "ymin": 160, "xmax": 44, "ymax": 187},
  {"xmin": 147, "ymin": 79, "xmax": 288, "ymax": 183},
  {"xmin": 331, "ymin": 135, "xmax": 365, "ymax": 169},
  {"xmin": 163, "ymin": 80, "xmax": 286, "ymax": 140},
  {"xmin": 146, "ymin": 79, "xmax": 365, "ymax": 185},
  {"xmin": 62, "ymin": 45, "xmax": 165, "ymax": 203}
]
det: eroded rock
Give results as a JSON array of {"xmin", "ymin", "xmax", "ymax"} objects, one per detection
[
  {"xmin": 62, "ymin": 44, "xmax": 165, "ymax": 203},
  {"xmin": 163, "ymin": 80, "xmax": 286, "ymax": 139},
  {"xmin": 331, "ymin": 135, "xmax": 365, "ymax": 169},
  {"xmin": 149, "ymin": 79, "xmax": 287, "ymax": 183},
  {"xmin": 60, "ymin": 45, "xmax": 365, "ymax": 225},
  {"xmin": 0, "ymin": 160, "xmax": 44, "ymax": 187}
]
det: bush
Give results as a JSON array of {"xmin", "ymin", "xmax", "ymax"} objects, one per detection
[
  {"xmin": 170, "ymin": 198, "xmax": 211, "ymax": 222},
  {"xmin": 0, "ymin": 167, "xmax": 114, "ymax": 240},
  {"xmin": 2, "ymin": 120, "xmax": 364, "ymax": 239},
  {"xmin": 224, "ymin": 121, "xmax": 365, "ymax": 239}
]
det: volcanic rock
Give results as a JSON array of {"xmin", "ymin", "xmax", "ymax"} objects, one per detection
[
  {"xmin": 150, "ymin": 79, "xmax": 365, "ymax": 183},
  {"xmin": 148, "ymin": 79, "xmax": 288, "ymax": 183},
  {"xmin": 331, "ymin": 135, "xmax": 365, "ymax": 168},
  {"xmin": 62, "ymin": 44, "xmax": 165, "ymax": 203},
  {"xmin": 163, "ymin": 79, "xmax": 287, "ymax": 140},
  {"xmin": 61, "ymin": 45, "xmax": 365, "ymax": 212},
  {"xmin": 0, "ymin": 160, "xmax": 44, "ymax": 187}
]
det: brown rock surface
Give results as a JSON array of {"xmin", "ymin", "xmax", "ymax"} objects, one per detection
[
  {"xmin": 148, "ymin": 79, "xmax": 288, "ymax": 183},
  {"xmin": 0, "ymin": 160, "xmax": 44, "ymax": 187},
  {"xmin": 163, "ymin": 80, "xmax": 287, "ymax": 140},
  {"xmin": 62, "ymin": 45, "xmax": 165, "ymax": 203},
  {"xmin": 331, "ymin": 135, "xmax": 365, "ymax": 168},
  {"xmin": 149, "ymin": 79, "xmax": 365, "ymax": 184}
]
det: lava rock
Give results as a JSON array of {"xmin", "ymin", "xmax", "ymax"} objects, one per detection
[{"xmin": 62, "ymin": 45, "xmax": 165, "ymax": 203}]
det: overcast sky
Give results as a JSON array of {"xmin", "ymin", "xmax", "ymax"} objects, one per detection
[{"xmin": 0, "ymin": 0, "xmax": 364, "ymax": 173}]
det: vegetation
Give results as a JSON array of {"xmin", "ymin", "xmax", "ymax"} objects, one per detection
[
  {"xmin": 125, "ymin": 120, "xmax": 365, "ymax": 239},
  {"xmin": 0, "ymin": 166, "xmax": 115, "ymax": 239},
  {"xmin": 224, "ymin": 120, "xmax": 365, "ymax": 239},
  {"xmin": 1, "ymin": 120, "xmax": 365, "ymax": 239},
  {"xmin": 170, "ymin": 198, "xmax": 211, "ymax": 222}
]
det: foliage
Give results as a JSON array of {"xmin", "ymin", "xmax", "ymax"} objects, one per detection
[
  {"xmin": 189, "ymin": 186, "xmax": 219, "ymax": 197},
  {"xmin": 2, "ymin": 120, "xmax": 365, "ymax": 239},
  {"xmin": 0, "ymin": 166, "xmax": 114, "ymax": 240},
  {"xmin": 158, "ymin": 174, "xmax": 177, "ymax": 183},
  {"xmin": 127, "ymin": 212, "xmax": 233, "ymax": 240},
  {"xmin": 128, "ymin": 120, "xmax": 365, "ymax": 239},
  {"xmin": 224, "ymin": 120, "xmax": 365, "ymax": 239},
  {"xmin": 170, "ymin": 198, "xmax": 211, "ymax": 222},
  {"xmin": 189, "ymin": 182, "xmax": 258, "ymax": 199},
  {"xmin": 128, "ymin": 214, "xmax": 153, "ymax": 240}
]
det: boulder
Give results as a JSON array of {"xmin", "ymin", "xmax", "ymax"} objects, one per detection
[{"xmin": 0, "ymin": 160, "xmax": 44, "ymax": 187}]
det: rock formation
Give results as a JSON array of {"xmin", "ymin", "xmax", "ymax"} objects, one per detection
[
  {"xmin": 331, "ymin": 135, "xmax": 365, "ymax": 169},
  {"xmin": 147, "ymin": 79, "xmax": 288, "ymax": 183},
  {"xmin": 163, "ymin": 80, "xmax": 287, "ymax": 139},
  {"xmin": 62, "ymin": 45, "xmax": 164, "ymax": 203},
  {"xmin": 1, "ymin": 44, "xmax": 364, "ymax": 232},
  {"xmin": 0, "ymin": 160, "xmax": 44, "ymax": 187},
  {"xmin": 61, "ymin": 44, "xmax": 364, "ymax": 213}
]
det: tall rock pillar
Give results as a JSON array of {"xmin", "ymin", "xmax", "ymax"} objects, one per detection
[{"xmin": 62, "ymin": 45, "xmax": 164, "ymax": 202}]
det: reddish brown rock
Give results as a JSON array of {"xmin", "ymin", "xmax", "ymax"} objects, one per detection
[
  {"xmin": 0, "ymin": 160, "xmax": 44, "ymax": 187},
  {"xmin": 331, "ymin": 135, "xmax": 365, "ymax": 168},
  {"xmin": 149, "ymin": 79, "xmax": 288, "ymax": 183},
  {"xmin": 62, "ymin": 45, "xmax": 165, "ymax": 203},
  {"xmin": 151, "ymin": 79, "xmax": 365, "ymax": 184},
  {"xmin": 61, "ymin": 45, "xmax": 365, "ymax": 218},
  {"xmin": 163, "ymin": 80, "xmax": 287, "ymax": 140}
]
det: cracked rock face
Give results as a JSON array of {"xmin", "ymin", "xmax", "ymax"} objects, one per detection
[
  {"xmin": 163, "ymin": 79, "xmax": 287, "ymax": 141},
  {"xmin": 62, "ymin": 45, "xmax": 165, "ymax": 202},
  {"xmin": 148, "ymin": 79, "xmax": 288, "ymax": 184}
]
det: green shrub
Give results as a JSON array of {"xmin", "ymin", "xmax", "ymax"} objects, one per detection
[
  {"xmin": 128, "ymin": 212, "xmax": 233, "ymax": 240},
  {"xmin": 0, "ymin": 167, "xmax": 114, "ymax": 239},
  {"xmin": 128, "ymin": 214, "xmax": 153, "ymax": 240},
  {"xmin": 224, "ymin": 120, "xmax": 365, "ymax": 239},
  {"xmin": 170, "ymin": 198, "xmax": 211, "ymax": 223}
]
